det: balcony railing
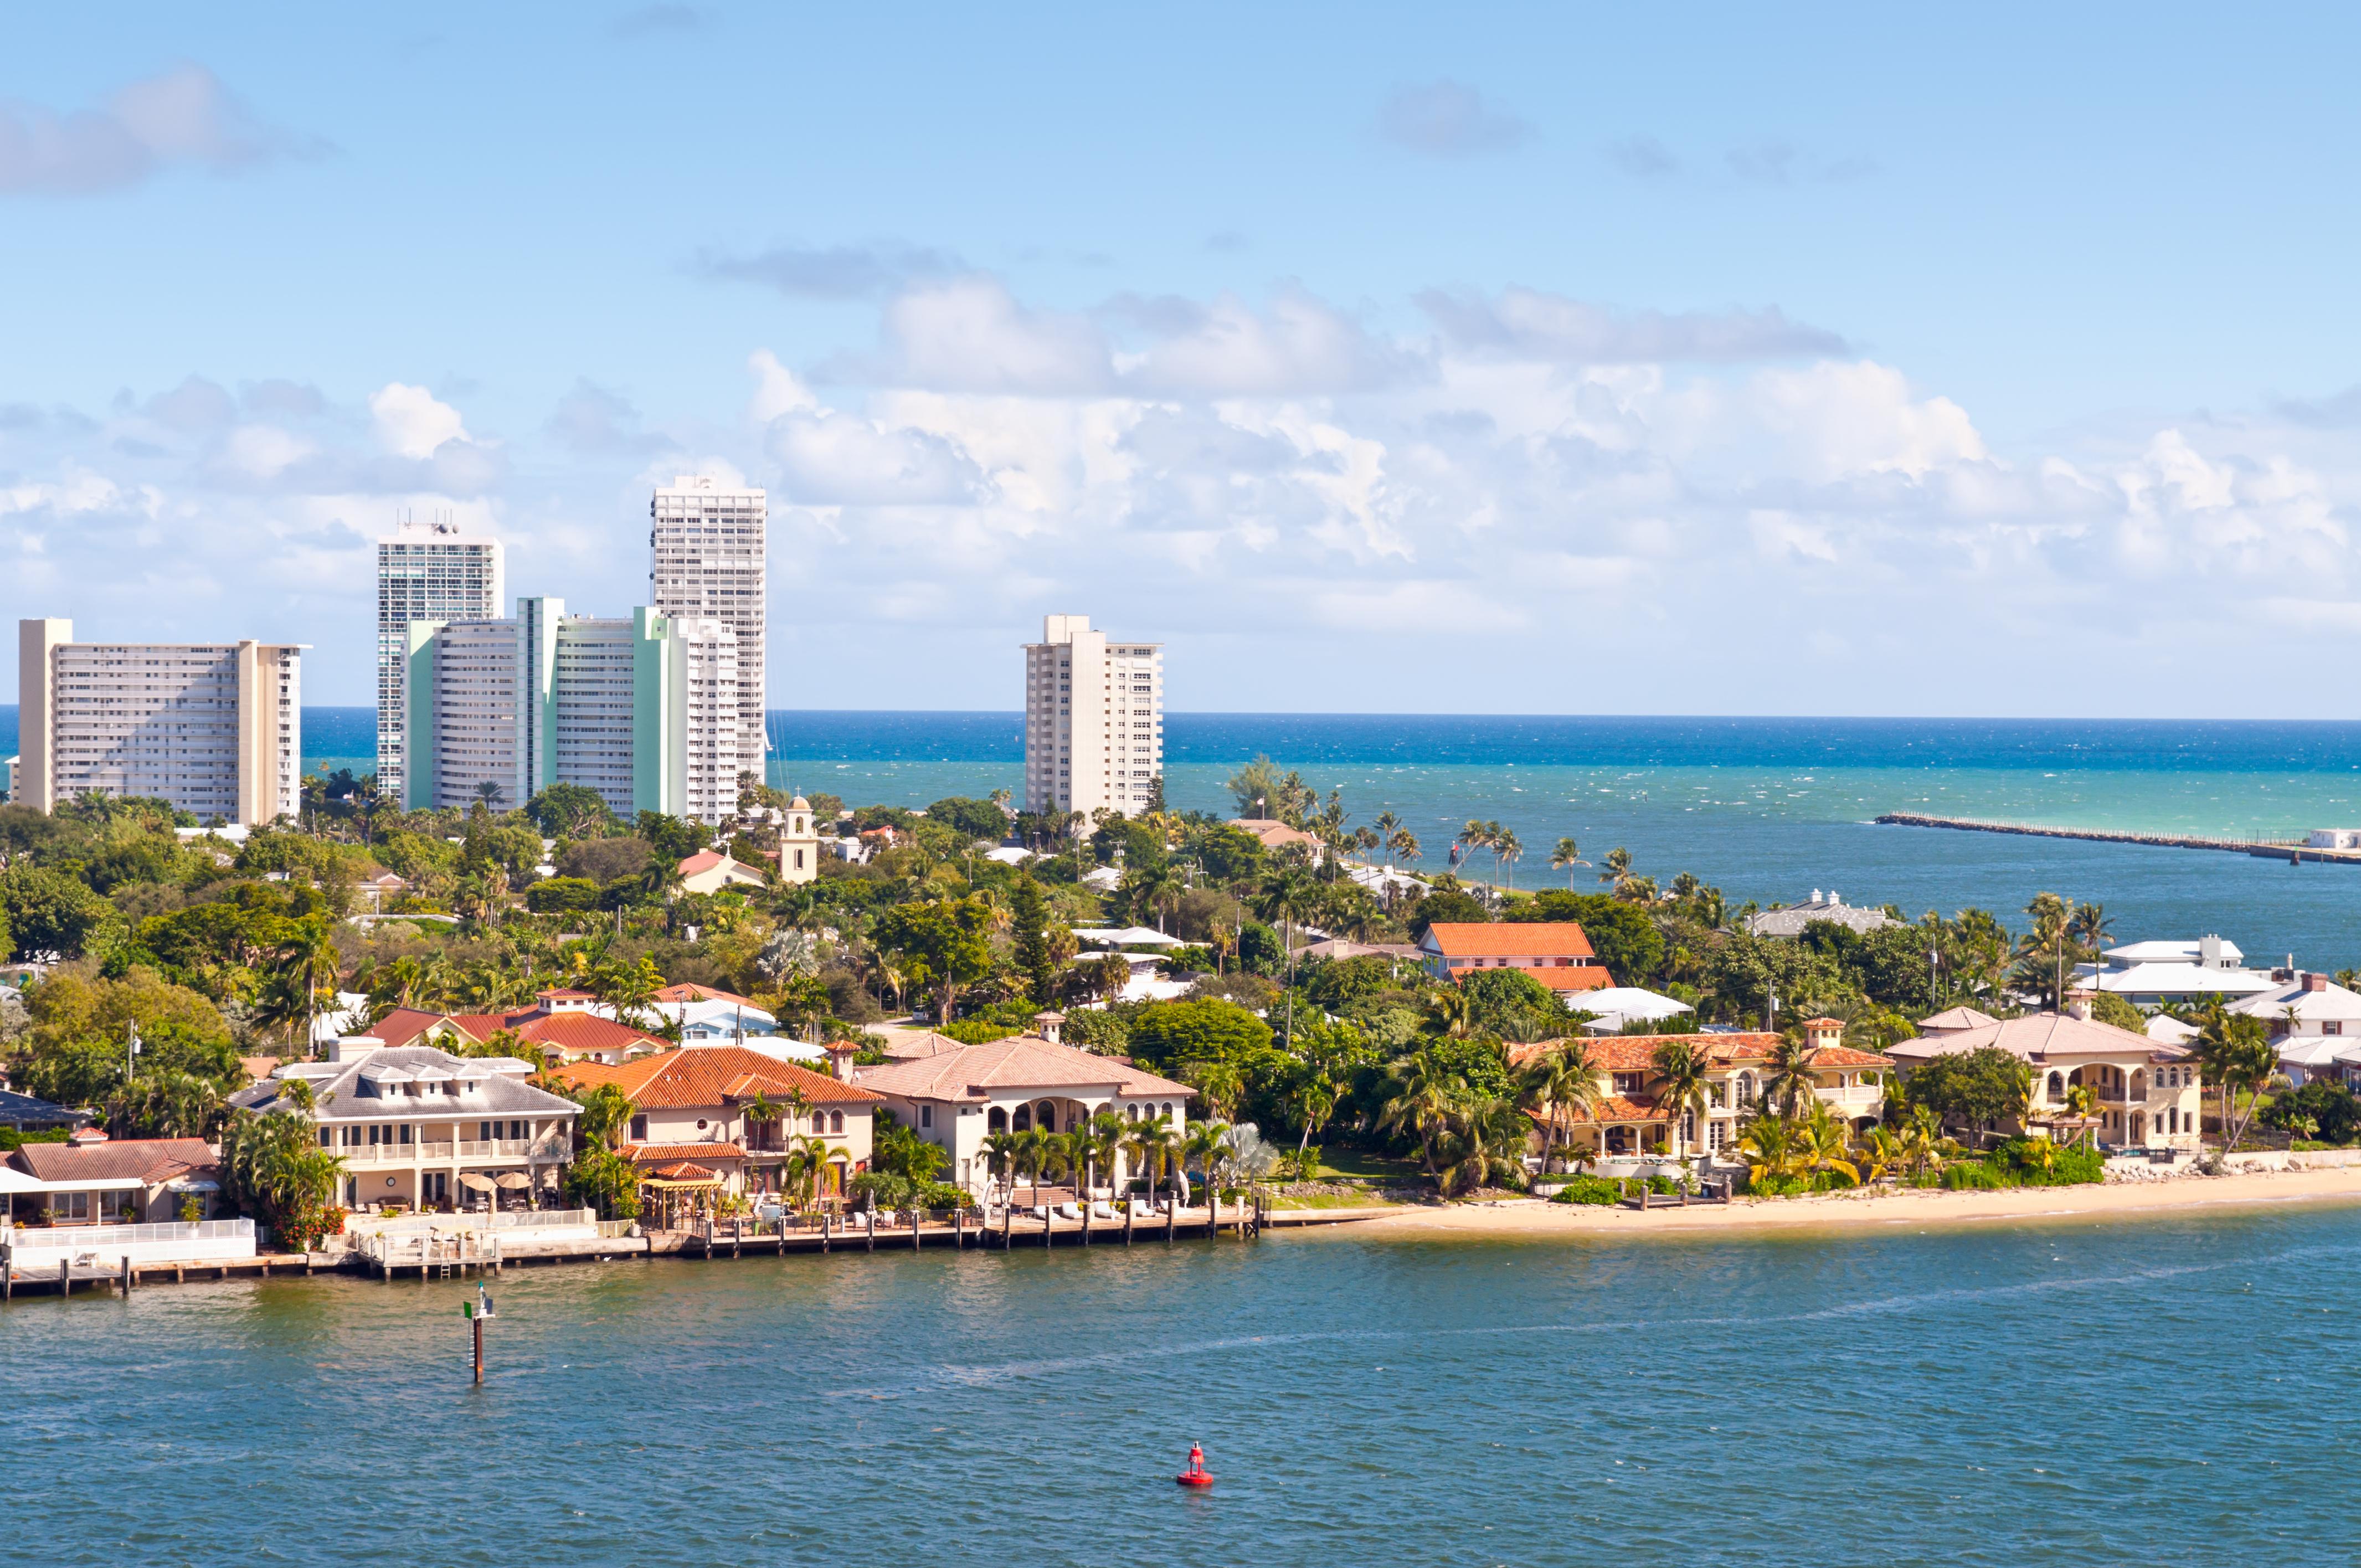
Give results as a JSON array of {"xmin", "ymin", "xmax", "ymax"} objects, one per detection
[{"xmin": 339, "ymin": 1136, "xmax": 568, "ymax": 1167}]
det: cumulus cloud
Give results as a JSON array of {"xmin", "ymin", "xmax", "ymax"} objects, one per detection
[
  {"xmin": 1376, "ymin": 80, "xmax": 1532, "ymax": 158},
  {"xmin": 696, "ymin": 239, "xmax": 963, "ymax": 300},
  {"xmin": 548, "ymin": 379, "xmax": 676, "ymax": 455},
  {"xmin": 1419, "ymin": 286, "xmax": 1849, "ymax": 363},
  {"xmin": 1604, "ymin": 135, "xmax": 1679, "ymax": 178},
  {"xmin": 0, "ymin": 64, "xmax": 311, "ymax": 196},
  {"xmin": 368, "ymin": 383, "xmax": 470, "ymax": 459}
]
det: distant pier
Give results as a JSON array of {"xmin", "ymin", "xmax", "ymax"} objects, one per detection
[{"xmin": 1871, "ymin": 812, "xmax": 2357, "ymax": 865}]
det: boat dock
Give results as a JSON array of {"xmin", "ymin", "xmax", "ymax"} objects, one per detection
[{"xmin": 1871, "ymin": 812, "xmax": 2360, "ymax": 865}]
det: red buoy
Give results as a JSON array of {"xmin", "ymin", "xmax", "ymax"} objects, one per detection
[{"xmin": 1175, "ymin": 1442, "xmax": 1214, "ymax": 1488}]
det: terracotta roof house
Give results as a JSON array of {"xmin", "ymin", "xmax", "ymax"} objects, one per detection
[
  {"xmin": 1417, "ymin": 922, "xmax": 1615, "ymax": 995},
  {"xmin": 1917, "ymin": 1006, "xmax": 2000, "ymax": 1034},
  {"xmin": 554, "ymin": 1046, "xmax": 881, "ymax": 1201},
  {"xmin": 369, "ymin": 1004, "xmax": 668, "ymax": 1066},
  {"xmin": 852, "ymin": 1022, "xmax": 1195, "ymax": 1200},
  {"xmin": 1229, "ymin": 818, "xmax": 1319, "ymax": 851},
  {"xmin": 1890, "ymin": 996, "xmax": 2200, "ymax": 1149},
  {"xmin": 234, "ymin": 1041, "xmax": 580, "ymax": 1213},
  {"xmin": 7, "ymin": 1137, "xmax": 221, "ymax": 1224},
  {"xmin": 678, "ymin": 850, "xmax": 768, "ymax": 895},
  {"xmin": 1505, "ymin": 1019, "xmax": 1894, "ymax": 1163}
]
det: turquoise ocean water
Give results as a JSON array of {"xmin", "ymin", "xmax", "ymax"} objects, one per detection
[
  {"xmin": 8, "ymin": 706, "xmax": 2360, "ymax": 967},
  {"xmin": 7, "ymin": 1207, "xmax": 2360, "ymax": 1566}
]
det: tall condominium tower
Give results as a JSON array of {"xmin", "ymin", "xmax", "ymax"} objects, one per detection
[
  {"xmin": 650, "ymin": 476, "xmax": 766, "ymax": 794},
  {"xmin": 17, "ymin": 618, "xmax": 305, "ymax": 825},
  {"xmin": 1022, "ymin": 614, "xmax": 1162, "ymax": 817},
  {"xmin": 401, "ymin": 600, "xmax": 739, "ymax": 825},
  {"xmin": 376, "ymin": 520, "xmax": 502, "ymax": 800}
]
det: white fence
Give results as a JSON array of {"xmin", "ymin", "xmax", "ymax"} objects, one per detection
[
  {"xmin": 2, "ymin": 1218, "xmax": 256, "ymax": 1267},
  {"xmin": 342, "ymin": 1209, "xmax": 598, "ymax": 1248}
]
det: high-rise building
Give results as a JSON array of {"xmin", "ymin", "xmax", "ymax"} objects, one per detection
[
  {"xmin": 376, "ymin": 520, "xmax": 502, "ymax": 801},
  {"xmin": 1022, "ymin": 614, "xmax": 1162, "ymax": 818},
  {"xmin": 16, "ymin": 618, "xmax": 304, "ymax": 825},
  {"xmin": 650, "ymin": 476, "xmax": 765, "ymax": 797},
  {"xmin": 401, "ymin": 600, "xmax": 739, "ymax": 825}
]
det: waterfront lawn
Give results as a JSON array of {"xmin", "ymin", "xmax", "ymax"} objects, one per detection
[
  {"xmin": 1269, "ymin": 1191, "xmax": 1406, "ymax": 1210},
  {"xmin": 1305, "ymin": 1147, "xmax": 1423, "ymax": 1184}
]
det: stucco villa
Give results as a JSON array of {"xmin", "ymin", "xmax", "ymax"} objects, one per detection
[
  {"xmin": 1418, "ymin": 922, "xmax": 1616, "ymax": 997},
  {"xmin": 1508, "ymin": 1019, "xmax": 1895, "ymax": 1161},
  {"xmin": 371, "ymin": 992, "xmax": 669, "ymax": 1066},
  {"xmin": 234, "ymin": 1038, "xmax": 580, "ymax": 1212},
  {"xmin": 555, "ymin": 1045, "xmax": 881, "ymax": 1203},
  {"xmin": 1888, "ymin": 995, "xmax": 2203, "ymax": 1150},
  {"xmin": 851, "ymin": 1015, "xmax": 1195, "ymax": 1199}
]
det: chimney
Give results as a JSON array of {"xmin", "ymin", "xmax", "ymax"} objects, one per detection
[
  {"xmin": 2198, "ymin": 934, "xmax": 2223, "ymax": 970},
  {"xmin": 2305, "ymin": 971, "xmax": 2329, "ymax": 993},
  {"xmin": 1032, "ymin": 1010, "xmax": 1066, "ymax": 1046},
  {"xmin": 1810, "ymin": 888, "xmax": 1823, "ymax": 906},
  {"xmin": 1828, "ymin": 890, "xmax": 1841, "ymax": 907},
  {"xmin": 2063, "ymin": 989, "xmax": 2095, "ymax": 1021},
  {"xmin": 824, "ymin": 1041, "xmax": 857, "ymax": 1083},
  {"xmin": 333, "ymin": 1035, "xmax": 384, "ymax": 1063}
]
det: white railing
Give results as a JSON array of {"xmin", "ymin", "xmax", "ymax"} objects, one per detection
[
  {"xmin": 3, "ymin": 1217, "xmax": 256, "ymax": 1265},
  {"xmin": 346, "ymin": 1207, "xmax": 593, "ymax": 1239},
  {"xmin": 340, "ymin": 1137, "xmax": 565, "ymax": 1168}
]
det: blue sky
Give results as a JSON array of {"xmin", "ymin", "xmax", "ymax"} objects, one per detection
[{"xmin": 5, "ymin": 3, "xmax": 2361, "ymax": 715}]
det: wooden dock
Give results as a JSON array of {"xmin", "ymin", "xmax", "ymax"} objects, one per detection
[
  {"xmin": 1872, "ymin": 812, "xmax": 2357, "ymax": 865},
  {"xmin": 1, "ymin": 1251, "xmax": 338, "ymax": 1298}
]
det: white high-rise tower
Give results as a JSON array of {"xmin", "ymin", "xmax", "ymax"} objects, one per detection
[
  {"xmin": 1022, "ymin": 614, "xmax": 1162, "ymax": 817},
  {"xmin": 650, "ymin": 476, "xmax": 767, "ymax": 791},
  {"xmin": 376, "ymin": 519, "xmax": 502, "ymax": 800}
]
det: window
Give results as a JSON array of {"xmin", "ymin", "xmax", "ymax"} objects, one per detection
[
  {"xmin": 630, "ymin": 1113, "xmax": 649, "ymax": 1141},
  {"xmin": 920, "ymin": 1104, "xmax": 933, "ymax": 1128},
  {"xmin": 53, "ymin": 1191, "xmax": 90, "ymax": 1221},
  {"xmin": 2327, "ymin": 1021, "xmax": 2344, "ymax": 1036},
  {"xmin": 829, "ymin": 1111, "xmax": 845, "ymax": 1134}
]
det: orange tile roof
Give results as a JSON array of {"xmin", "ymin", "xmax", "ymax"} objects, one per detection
[
  {"xmin": 1803, "ymin": 1043, "xmax": 1898, "ymax": 1069},
  {"xmin": 1420, "ymin": 922, "xmax": 1597, "ymax": 960},
  {"xmin": 645, "ymin": 1160, "xmax": 722, "ymax": 1181},
  {"xmin": 1586, "ymin": 1095, "xmax": 1670, "ymax": 1124},
  {"xmin": 370, "ymin": 1006, "xmax": 666, "ymax": 1059},
  {"xmin": 853, "ymin": 1033, "xmax": 1194, "ymax": 1103},
  {"xmin": 555, "ymin": 1046, "xmax": 881, "ymax": 1110},
  {"xmin": 1507, "ymin": 1034, "xmax": 1781, "ymax": 1072},
  {"xmin": 626, "ymin": 1142, "xmax": 744, "ymax": 1164}
]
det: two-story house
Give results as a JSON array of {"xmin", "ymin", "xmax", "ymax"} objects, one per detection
[
  {"xmin": 2229, "ymin": 971, "xmax": 2361, "ymax": 1087},
  {"xmin": 1418, "ymin": 922, "xmax": 1616, "ymax": 999},
  {"xmin": 554, "ymin": 1045, "xmax": 882, "ymax": 1202},
  {"xmin": 1889, "ymin": 995, "xmax": 2203, "ymax": 1150},
  {"xmin": 234, "ymin": 1039, "xmax": 580, "ymax": 1212},
  {"xmin": 1509, "ymin": 1019, "xmax": 1894, "ymax": 1162}
]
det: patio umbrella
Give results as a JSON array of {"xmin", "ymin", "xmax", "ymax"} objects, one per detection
[
  {"xmin": 459, "ymin": 1173, "xmax": 497, "ymax": 1192},
  {"xmin": 493, "ymin": 1173, "xmax": 532, "ymax": 1189}
]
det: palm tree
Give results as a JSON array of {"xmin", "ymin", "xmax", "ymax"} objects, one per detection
[
  {"xmin": 574, "ymin": 1083, "xmax": 637, "ymax": 1149},
  {"xmin": 1378, "ymin": 1049, "xmax": 1460, "ymax": 1179},
  {"xmin": 1372, "ymin": 811, "xmax": 1403, "ymax": 867},
  {"xmin": 2069, "ymin": 902, "xmax": 2114, "ymax": 977},
  {"xmin": 1434, "ymin": 1094, "xmax": 1527, "ymax": 1196},
  {"xmin": 786, "ymin": 1134, "xmax": 836, "ymax": 1208},
  {"xmin": 1124, "ymin": 860, "xmax": 1185, "ymax": 933},
  {"xmin": 1388, "ymin": 827, "xmax": 1422, "ymax": 866},
  {"xmin": 1516, "ymin": 1040, "xmax": 1601, "ymax": 1173},
  {"xmin": 1598, "ymin": 847, "xmax": 1633, "ymax": 895},
  {"xmin": 1422, "ymin": 986, "xmax": 1474, "ymax": 1040},
  {"xmin": 1760, "ymin": 1036, "xmax": 1820, "ymax": 1119},
  {"xmin": 1798, "ymin": 1104, "xmax": 1861, "ymax": 1186},
  {"xmin": 474, "ymin": 779, "xmax": 507, "ymax": 809},
  {"xmin": 1182, "ymin": 1119, "xmax": 1229, "ymax": 1210},
  {"xmin": 1289, "ymin": 1071, "xmax": 1339, "ymax": 1155},
  {"xmin": 1736, "ymin": 1111, "xmax": 1804, "ymax": 1186},
  {"xmin": 980, "ymin": 1130, "xmax": 1022, "ymax": 1204},
  {"xmin": 1013, "ymin": 1125, "xmax": 1051, "ymax": 1207},
  {"xmin": 1084, "ymin": 1111, "xmax": 1128, "ymax": 1197},
  {"xmin": 1493, "ymin": 827, "xmax": 1522, "ymax": 891},
  {"xmin": 1550, "ymin": 837, "xmax": 1589, "ymax": 887},
  {"xmin": 1124, "ymin": 1120, "xmax": 1181, "ymax": 1205},
  {"xmin": 1456, "ymin": 820, "xmax": 1494, "ymax": 881},
  {"xmin": 1649, "ymin": 1040, "xmax": 1716, "ymax": 1160}
]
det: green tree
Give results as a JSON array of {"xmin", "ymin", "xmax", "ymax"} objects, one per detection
[
  {"xmin": 1126, "ymin": 999, "xmax": 1274, "ymax": 1071},
  {"xmin": 1905, "ymin": 1046, "xmax": 2033, "ymax": 1138},
  {"xmin": 1458, "ymin": 968, "xmax": 1559, "ymax": 1042},
  {"xmin": 1650, "ymin": 1039, "xmax": 1716, "ymax": 1155},
  {"xmin": 526, "ymin": 782, "xmax": 618, "ymax": 839},
  {"xmin": 635, "ymin": 811, "xmax": 711, "ymax": 864},
  {"xmin": 0, "ymin": 865, "xmax": 112, "ymax": 960}
]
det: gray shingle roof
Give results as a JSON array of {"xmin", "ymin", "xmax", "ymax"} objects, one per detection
[{"xmin": 234, "ymin": 1045, "xmax": 580, "ymax": 1122}]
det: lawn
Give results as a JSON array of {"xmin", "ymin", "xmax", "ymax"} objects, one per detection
[
  {"xmin": 1268, "ymin": 1191, "xmax": 1406, "ymax": 1210},
  {"xmin": 1303, "ymin": 1147, "xmax": 1424, "ymax": 1184}
]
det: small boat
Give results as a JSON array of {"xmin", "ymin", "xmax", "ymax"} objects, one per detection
[{"xmin": 1174, "ymin": 1442, "xmax": 1213, "ymax": 1488}]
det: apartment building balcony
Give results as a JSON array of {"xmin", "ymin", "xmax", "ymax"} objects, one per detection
[{"xmin": 340, "ymin": 1135, "xmax": 569, "ymax": 1168}]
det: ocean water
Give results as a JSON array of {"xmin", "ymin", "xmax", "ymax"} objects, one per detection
[
  {"xmin": 8, "ymin": 707, "xmax": 2361, "ymax": 968},
  {"xmin": 7, "ymin": 1207, "xmax": 2361, "ymax": 1566}
]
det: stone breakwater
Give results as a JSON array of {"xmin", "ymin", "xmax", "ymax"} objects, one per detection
[{"xmin": 1870, "ymin": 812, "xmax": 2350, "ymax": 864}]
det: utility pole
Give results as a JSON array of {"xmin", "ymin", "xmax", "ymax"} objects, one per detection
[{"xmin": 126, "ymin": 1022, "xmax": 141, "ymax": 1084}]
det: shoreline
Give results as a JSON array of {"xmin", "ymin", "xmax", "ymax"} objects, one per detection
[{"xmin": 1315, "ymin": 1165, "xmax": 2361, "ymax": 1240}]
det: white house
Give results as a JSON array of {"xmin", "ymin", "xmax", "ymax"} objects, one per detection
[
  {"xmin": 2076, "ymin": 935, "xmax": 2276, "ymax": 1005},
  {"xmin": 1889, "ymin": 997, "xmax": 2204, "ymax": 1150},
  {"xmin": 852, "ymin": 1019, "xmax": 1195, "ymax": 1200},
  {"xmin": 2232, "ymin": 972, "xmax": 2361, "ymax": 1086},
  {"xmin": 1567, "ymin": 986, "xmax": 1695, "ymax": 1035}
]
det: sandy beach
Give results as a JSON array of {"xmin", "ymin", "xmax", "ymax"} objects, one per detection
[{"xmin": 1313, "ymin": 1164, "xmax": 2361, "ymax": 1239}]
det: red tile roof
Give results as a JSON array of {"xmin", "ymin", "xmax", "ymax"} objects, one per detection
[
  {"xmin": 371, "ymin": 1006, "xmax": 666, "ymax": 1060},
  {"xmin": 1585, "ymin": 1095, "xmax": 1670, "ymax": 1124},
  {"xmin": 1803, "ymin": 1043, "xmax": 1898, "ymax": 1069},
  {"xmin": 644, "ymin": 1160, "xmax": 722, "ymax": 1181},
  {"xmin": 1421, "ymin": 922, "xmax": 1596, "ymax": 960},
  {"xmin": 558, "ymin": 1046, "xmax": 881, "ymax": 1110},
  {"xmin": 1507, "ymin": 1034, "xmax": 1782, "ymax": 1072},
  {"xmin": 625, "ymin": 1142, "xmax": 744, "ymax": 1164},
  {"xmin": 855, "ymin": 1032, "xmax": 1194, "ymax": 1103}
]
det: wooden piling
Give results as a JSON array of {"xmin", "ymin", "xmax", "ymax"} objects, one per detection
[
  {"xmin": 865, "ymin": 1209, "xmax": 875, "ymax": 1252},
  {"xmin": 121, "ymin": 1256, "xmax": 132, "ymax": 1295},
  {"xmin": 1165, "ymin": 1203, "xmax": 1175, "ymax": 1244},
  {"xmin": 1124, "ymin": 1204, "xmax": 1134, "ymax": 1246}
]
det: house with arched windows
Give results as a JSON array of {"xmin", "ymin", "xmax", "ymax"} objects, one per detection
[
  {"xmin": 852, "ymin": 1016, "xmax": 1196, "ymax": 1200},
  {"xmin": 1887, "ymin": 995, "xmax": 2203, "ymax": 1150}
]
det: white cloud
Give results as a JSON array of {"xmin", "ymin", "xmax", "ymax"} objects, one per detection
[
  {"xmin": 368, "ymin": 383, "xmax": 470, "ymax": 459},
  {"xmin": 1376, "ymin": 80, "xmax": 1532, "ymax": 159},
  {"xmin": 0, "ymin": 64, "xmax": 307, "ymax": 196}
]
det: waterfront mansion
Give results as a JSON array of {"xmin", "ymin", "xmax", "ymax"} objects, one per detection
[{"xmin": 233, "ymin": 1037, "xmax": 580, "ymax": 1212}]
